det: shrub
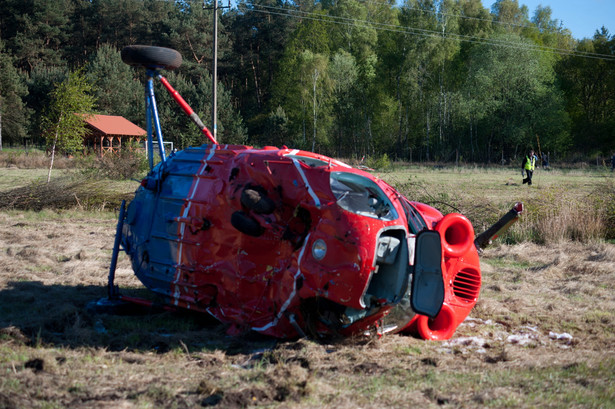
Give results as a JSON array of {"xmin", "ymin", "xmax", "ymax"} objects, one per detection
[
  {"xmin": 0, "ymin": 149, "xmax": 75, "ymax": 169},
  {"xmin": 366, "ymin": 153, "xmax": 391, "ymax": 171}
]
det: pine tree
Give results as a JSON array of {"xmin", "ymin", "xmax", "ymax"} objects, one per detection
[
  {"xmin": 0, "ymin": 42, "xmax": 29, "ymax": 150},
  {"xmin": 86, "ymin": 44, "xmax": 143, "ymax": 123}
]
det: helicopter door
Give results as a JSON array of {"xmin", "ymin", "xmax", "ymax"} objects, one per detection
[{"xmin": 410, "ymin": 230, "xmax": 444, "ymax": 319}]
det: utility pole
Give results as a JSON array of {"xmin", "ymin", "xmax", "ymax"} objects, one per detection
[
  {"xmin": 212, "ymin": 0, "xmax": 218, "ymax": 142},
  {"xmin": 206, "ymin": 0, "xmax": 229, "ymax": 143}
]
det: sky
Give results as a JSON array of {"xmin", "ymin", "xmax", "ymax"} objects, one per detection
[{"xmin": 481, "ymin": 0, "xmax": 614, "ymax": 39}]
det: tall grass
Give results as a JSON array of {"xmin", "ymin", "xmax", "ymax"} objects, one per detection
[
  {"xmin": 394, "ymin": 177, "xmax": 615, "ymax": 244},
  {"xmin": 508, "ymin": 185, "xmax": 611, "ymax": 243},
  {"xmin": 0, "ymin": 148, "xmax": 74, "ymax": 169}
]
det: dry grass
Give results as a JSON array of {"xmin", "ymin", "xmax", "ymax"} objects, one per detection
[
  {"xmin": 0, "ymin": 149, "xmax": 75, "ymax": 170},
  {"xmin": 388, "ymin": 166, "xmax": 615, "ymax": 243},
  {"xmin": 0, "ymin": 177, "xmax": 134, "ymax": 212},
  {"xmin": 508, "ymin": 184, "xmax": 613, "ymax": 243},
  {"xmin": 1, "ymin": 162, "xmax": 614, "ymax": 407},
  {"xmin": 0, "ymin": 210, "xmax": 614, "ymax": 408}
]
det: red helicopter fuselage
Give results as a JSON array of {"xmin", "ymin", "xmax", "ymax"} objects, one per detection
[{"xmin": 121, "ymin": 145, "xmax": 481, "ymax": 339}]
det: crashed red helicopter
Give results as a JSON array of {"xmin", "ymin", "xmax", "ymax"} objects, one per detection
[{"xmin": 100, "ymin": 45, "xmax": 522, "ymax": 341}]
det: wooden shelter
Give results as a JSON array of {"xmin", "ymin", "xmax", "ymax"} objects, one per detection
[{"xmin": 80, "ymin": 114, "xmax": 146, "ymax": 157}]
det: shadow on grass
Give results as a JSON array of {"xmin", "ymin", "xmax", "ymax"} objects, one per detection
[{"xmin": 0, "ymin": 281, "xmax": 278, "ymax": 354}]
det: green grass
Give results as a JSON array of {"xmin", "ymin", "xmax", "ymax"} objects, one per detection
[
  {"xmin": 384, "ymin": 165, "xmax": 604, "ymax": 206},
  {"xmin": 0, "ymin": 169, "xmax": 139, "ymax": 195},
  {"xmin": 0, "ymin": 168, "xmax": 66, "ymax": 191}
]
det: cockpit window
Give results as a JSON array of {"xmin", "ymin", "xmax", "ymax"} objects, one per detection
[
  {"xmin": 400, "ymin": 199, "xmax": 427, "ymax": 234},
  {"xmin": 330, "ymin": 172, "xmax": 398, "ymax": 220},
  {"xmin": 285, "ymin": 154, "xmax": 329, "ymax": 167}
]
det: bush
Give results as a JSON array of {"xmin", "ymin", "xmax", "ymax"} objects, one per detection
[
  {"xmin": 505, "ymin": 184, "xmax": 611, "ymax": 244},
  {"xmin": 366, "ymin": 153, "xmax": 391, "ymax": 171}
]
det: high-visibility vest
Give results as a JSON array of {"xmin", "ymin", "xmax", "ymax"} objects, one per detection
[{"xmin": 524, "ymin": 155, "xmax": 535, "ymax": 171}]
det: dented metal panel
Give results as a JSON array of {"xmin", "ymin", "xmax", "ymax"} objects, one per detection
[{"xmin": 120, "ymin": 145, "xmax": 482, "ymax": 339}]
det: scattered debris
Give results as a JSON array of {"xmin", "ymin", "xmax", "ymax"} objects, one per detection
[
  {"xmin": 549, "ymin": 331, "xmax": 573, "ymax": 345},
  {"xmin": 446, "ymin": 316, "xmax": 575, "ymax": 352}
]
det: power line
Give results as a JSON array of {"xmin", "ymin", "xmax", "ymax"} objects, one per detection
[
  {"xmin": 357, "ymin": 0, "xmax": 544, "ymax": 32},
  {"xmin": 241, "ymin": 3, "xmax": 614, "ymax": 61},
  {"xmin": 250, "ymin": 3, "xmax": 613, "ymax": 60}
]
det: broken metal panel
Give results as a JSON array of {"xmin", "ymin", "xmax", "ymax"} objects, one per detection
[{"xmin": 121, "ymin": 147, "xmax": 414, "ymax": 337}]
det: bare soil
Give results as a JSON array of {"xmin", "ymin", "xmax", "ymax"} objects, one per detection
[{"xmin": 0, "ymin": 210, "xmax": 614, "ymax": 408}]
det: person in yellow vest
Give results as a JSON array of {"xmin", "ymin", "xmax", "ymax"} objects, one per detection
[{"xmin": 522, "ymin": 149, "xmax": 536, "ymax": 185}]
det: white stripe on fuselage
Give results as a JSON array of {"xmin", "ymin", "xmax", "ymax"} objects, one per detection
[{"xmin": 174, "ymin": 146, "xmax": 217, "ymax": 304}]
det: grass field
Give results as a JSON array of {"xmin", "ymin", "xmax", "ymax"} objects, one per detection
[{"xmin": 0, "ymin": 164, "xmax": 614, "ymax": 408}]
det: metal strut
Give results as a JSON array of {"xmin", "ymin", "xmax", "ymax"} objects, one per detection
[
  {"xmin": 108, "ymin": 200, "xmax": 126, "ymax": 298},
  {"xmin": 146, "ymin": 69, "xmax": 167, "ymax": 166},
  {"xmin": 474, "ymin": 202, "xmax": 524, "ymax": 251},
  {"xmin": 142, "ymin": 68, "xmax": 218, "ymax": 171},
  {"xmin": 157, "ymin": 74, "xmax": 217, "ymax": 144}
]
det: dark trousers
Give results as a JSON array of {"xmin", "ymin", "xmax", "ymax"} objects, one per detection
[{"xmin": 523, "ymin": 170, "xmax": 533, "ymax": 185}]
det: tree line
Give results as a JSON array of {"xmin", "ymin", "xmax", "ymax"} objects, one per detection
[{"xmin": 0, "ymin": 0, "xmax": 613, "ymax": 163}]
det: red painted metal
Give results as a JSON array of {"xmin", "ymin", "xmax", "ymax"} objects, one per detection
[
  {"xmin": 391, "ymin": 210, "xmax": 481, "ymax": 339},
  {"xmin": 157, "ymin": 75, "xmax": 216, "ymax": 144},
  {"xmin": 121, "ymin": 145, "xmax": 483, "ymax": 340}
]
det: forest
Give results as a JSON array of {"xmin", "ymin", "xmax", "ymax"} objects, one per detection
[{"xmin": 0, "ymin": 0, "xmax": 613, "ymax": 164}]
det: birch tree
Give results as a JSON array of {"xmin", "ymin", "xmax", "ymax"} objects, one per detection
[{"xmin": 41, "ymin": 69, "xmax": 96, "ymax": 183}]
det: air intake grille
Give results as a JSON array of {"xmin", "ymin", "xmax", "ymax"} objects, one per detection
[{"xmin": 453, "ymin": 268, "xmax": 481, "ymax": 302}]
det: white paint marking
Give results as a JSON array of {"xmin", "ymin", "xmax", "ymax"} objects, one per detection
[
  {"xmin": 252, "ymin": 233, "xmax": 311, "ymax": 332},
  {"xmin": 291, "ymin": 159, "xmax": 321, "ymax": 208}
]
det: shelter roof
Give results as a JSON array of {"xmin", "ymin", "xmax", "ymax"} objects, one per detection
[{"xmin": 78, "ymin": 114, "xmax": 145, "ymax": 136}]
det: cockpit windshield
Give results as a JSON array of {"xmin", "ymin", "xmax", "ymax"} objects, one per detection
[{"xmin": 330, "ymin": 172, "xmax": 398, "ymax": 220}]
